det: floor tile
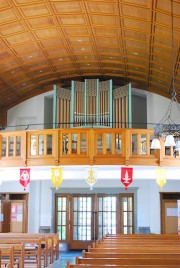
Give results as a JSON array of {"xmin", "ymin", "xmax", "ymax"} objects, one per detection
[{"xmin": 51, "ymin": 251, "xmax": 82, "ymax": 268}]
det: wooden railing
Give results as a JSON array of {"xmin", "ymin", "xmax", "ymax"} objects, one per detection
[{"xmin": 0, "ymin": 128, "xmax": 179, "ymax": 167}]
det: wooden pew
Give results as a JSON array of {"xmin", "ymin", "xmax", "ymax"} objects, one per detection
[
  {"xmin": 88, "ymin": 246, "xmax": 180, "ymax": 254},
  {"xmin": 82, "ymin": 250, "xmax": 180, "ymax": 259},
  {"xmin": 82, "ymin": 234, "xmax": 180, "ymax": 267},
  {"xmin": 0, "ymin": 245, "xmax": 14, "ymax": 268},
  {"xmin": 67, "ymin": 234, "xmax": 180, "ymax": 268},
  {"xmin": 67, "ymin": 264, "xmax": 180, "ymax": 268},
  {"xmin": 95, "ymin": 235, "xmax": 180, "ymax": 246},
  {"xmin": 0, "ymin": 244, "xmax": 24, "ymax": 268},
  {"xmin": 105, "ymin": 233, "xmax": 180, "ymax": 238},
  {"xmin": 93, "ymin": 241, "xmax": 180, "ymax": 248},
  {"xmin": 99, "ymin": 235, "xmax": 180, "ymax": 243},
  {"xmin": 75, "ymin": 256, "xmax": 180, "ymax": 266},
  {"xmin": 0, "ymin": 238, "xmax": 42, "ymax": 268},
  {"xmin": 0, "ymin": 232, "xmax": 59, "ymax": 266},
  {"xmin": 104, "ymin": 234, "xmax": 180, "ymax": 241}
]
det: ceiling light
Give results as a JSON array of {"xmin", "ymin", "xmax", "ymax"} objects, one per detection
[
  {"xmin": 151, "ymin": 0, "xmax": 180, "ymax": 158},
  {"xmin": 151, "ymin": 138, "xmax": 161, "ymax": 149}
]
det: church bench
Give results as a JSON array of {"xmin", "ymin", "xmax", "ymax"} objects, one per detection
[
  {"xmin": 95, "ymin": 241, "xmax": 180, "ymax": 248},
  {"xmin": 20, "ymin": 233, "xmax": 59, "ymax": 263},
  {"xmin": 93, "ymin": 241, "xmax": 180, "ymax": 248},
  {"xmin": 75, "ymin": 256, "xmax": 180, "ymax": 266},
  {"xmin": 67, "ymin": 264, "xmax": 180, "ymax": 268},
  {"xmin": 0, "ymin": 238, "xmax": 42, "ymax": 268},
  {"xmin": 96, "ymin": 234, "xmax": 180, "ymax": 245},
  {"xmin": 0, "ymin": 244, "xmax": 24, "ymax": 268},
  {"xmin": 0, "ymin": 233, "xmax": 59, "ymax": 266},
  {"xmin": 88, "ymin": 245, "xmax": 180, "ymax": 253},
  {"xmin": 82, "ymin": 250, "xmax": 180, "ymax": 259},
  {"xmin": 0, "ymin": 245, "xmax": 14, "ymax": 268},
  {"xmin": 104, "ymin": 234, "xmax": 180, "ymax": 240},
  {"xmin": 68, "ymin": 233, "xmax": 180, "ymax": 268},
  {"xmin": 100, "ymin": 236, "xmax": 180, "ymax": 243}
]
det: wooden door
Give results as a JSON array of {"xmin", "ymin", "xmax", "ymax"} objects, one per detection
[
  {"xmin": 10, "ymin": 200, "xmax": 27, "ymax": 233},
  {"xmin": 160, "ymin": 193, "xmax": 180, "ymax": 234},
  {"xmin": 162, "ymin": 199, "xmax": 178, "ymax": 234}
]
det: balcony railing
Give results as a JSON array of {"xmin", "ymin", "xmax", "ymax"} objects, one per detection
[{"xmin": 0, "ymin": 128, "xmax": 179, "ymax": 167}]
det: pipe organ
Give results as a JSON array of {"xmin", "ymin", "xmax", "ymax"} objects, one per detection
[{"xmin": 54, "ymin": 79, "xmax": 131, "ymax": 128}]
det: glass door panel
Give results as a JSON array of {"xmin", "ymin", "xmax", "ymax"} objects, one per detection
[
  {"xmin": 98, "ymin": 196, "xmax": 117, "ymax": 239},
  {"xmin": 73, "ymin": 196, "xmax": 92, "ymax": 240},
  {"xmin": 56, "ymin": 196, "xmax": 67, "ymax": 240},
  {"xmin": 121, "ymin": 195, "xmax": 134, "ymax": 234},
  {"xmin": 70, "ymin": 195, "xmax": 93, "ymax": 249}
]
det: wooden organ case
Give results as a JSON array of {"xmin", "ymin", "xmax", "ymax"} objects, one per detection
[{"xmin": 54, "ymin": 79, "xmax": 132, "ymax": 129}]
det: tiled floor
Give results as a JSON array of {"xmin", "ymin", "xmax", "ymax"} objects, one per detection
[{"xmin": 51, "ymin": 251, "xmax": 82, "ymax": 268}]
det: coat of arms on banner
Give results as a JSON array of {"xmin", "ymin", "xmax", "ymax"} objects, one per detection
[
  {"xmin": 121, "ymin": 167, "xmax": 133, "ymax": 190},
  {"xmin": 20, "ymin": 168, "xmax": 30, "ymax": 190}
]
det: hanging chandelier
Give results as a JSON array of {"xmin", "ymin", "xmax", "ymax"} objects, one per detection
[{"xmin": 151, "ymin": 0, "xmax": 180, "ymax": 157}]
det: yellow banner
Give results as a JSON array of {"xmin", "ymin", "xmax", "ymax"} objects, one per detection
[
  {"xmin": 156, "ymin": 168, "xmax": 166, "ymax": 190},
  {"xmin": 51, "ymin": 167, "xmax": 63, "ymax": 190}
]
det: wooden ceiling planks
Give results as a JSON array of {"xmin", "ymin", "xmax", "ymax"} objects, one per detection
[{"xmin": 0, "ymin": 0, "xmax": 178, "ymax": 112}]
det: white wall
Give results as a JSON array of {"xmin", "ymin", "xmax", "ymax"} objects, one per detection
[
  {"xmin": 6, "ymin": 91, "xmax": 53, "ymax": 131},
  {"xmin": 146, "ymin": 92, "xmax": 180, "ymax": 128},
  {"xmin": 132, "ymin": 88, "xmax": 180, "ymax": 129}
]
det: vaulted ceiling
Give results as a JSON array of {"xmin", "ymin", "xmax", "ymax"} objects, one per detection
[{"xmin": 0, "ymin": 0, "xmax": 179, "ymax": 124}]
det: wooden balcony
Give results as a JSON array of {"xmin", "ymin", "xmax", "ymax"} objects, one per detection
[{"xmin": 0, "ymin": 128, "xmax": 179, "ymax": 168}]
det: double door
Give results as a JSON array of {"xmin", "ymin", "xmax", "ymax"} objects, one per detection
[{"xmin": 55, "ymin": 193, "xmax": 134, "ymax": 249}]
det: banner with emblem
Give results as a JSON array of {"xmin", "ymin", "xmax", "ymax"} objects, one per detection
[
  {"xmin": 20, "ymin": 168, "xmax": 30, "ymax": 190},
  {"xmin": 121, "ymin": 167, "xmax": 133, "ymax": 190},
  {"xmin": 51, "ymin": 167, "xmax": 63, "ymax": 190},
  {"xmin": 86, "ymin": 167, "xmax": 97, "ymax": 190},
  {"xmin": 155, "ymin": 167, "xmax": 166, "ymax": 190}
]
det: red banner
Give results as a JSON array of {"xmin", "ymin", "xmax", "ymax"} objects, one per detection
[
  {"xmin": 121, "ymin": 167, "xmax": 133, "ymax": 190},
  {"xmin": 20, "ymin": 168, "xmax": 30, "ymax": 190}
]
